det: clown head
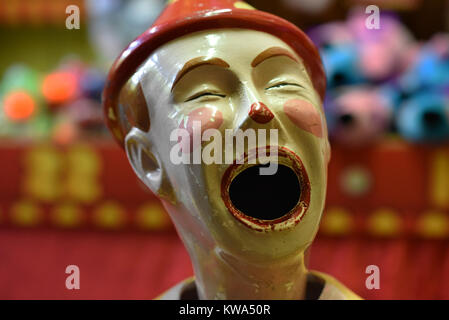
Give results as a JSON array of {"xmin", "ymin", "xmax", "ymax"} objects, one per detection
[{"xmin": 103, "ymin": 0, "xmax": 357, "ymax": 300}]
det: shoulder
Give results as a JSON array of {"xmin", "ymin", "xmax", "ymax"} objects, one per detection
[
  {"xmin": 155, "ymin": 277, "xmax": 196, "ymax": 300},
  {"xmin": 309, "ymin": 270, "xmax": 363, "ymax": 300},
  {"xmin": 156, "ymin": 272, "xmax": 362, "ymax": 300}
]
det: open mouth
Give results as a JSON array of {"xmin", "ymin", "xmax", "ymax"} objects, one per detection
[{"xmin": 221, "ymin": 146, "xmax": 311, "ymax": 232}]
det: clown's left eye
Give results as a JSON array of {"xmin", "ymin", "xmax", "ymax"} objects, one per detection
[
  {"xmin": 266, "ymin": 82, "xmax": 304, "ymax": 90},
  {"xmin": 185, "ymin": 91, "xmax": 226, "ymax": 102},
  {"xmin": 266, "ymin": 83, "xmax": 303, "ymax": 90}
]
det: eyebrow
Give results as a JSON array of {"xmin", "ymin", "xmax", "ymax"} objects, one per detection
[
  {"xmin": 251, "ymin": 47, "xmax": 300, "ymax": 68},
  {"xmin": 172, "ymin": 57, "xmax": 230, "ymax": 91}
]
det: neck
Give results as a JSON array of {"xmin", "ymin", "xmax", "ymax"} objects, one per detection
[
  {"xmin": 192, "ymin": 247, "xmax": 308, "ymax": 300},
  {"xmin": 161, "ymin": 201, "xmax": 311, "ymax": 300}
]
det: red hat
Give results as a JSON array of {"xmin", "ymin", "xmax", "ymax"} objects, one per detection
[{"xmin": 103, "ymin": 0, "xmax": 326, "ymax": 147}]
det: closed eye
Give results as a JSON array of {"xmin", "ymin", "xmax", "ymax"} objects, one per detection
[
  {"xmin": 266, "ymin": 83, "xmax": 303, "ymax": 90},
  {"xmin": 185, "ymin": 92, "xmax": 226, "ymax": 102}
]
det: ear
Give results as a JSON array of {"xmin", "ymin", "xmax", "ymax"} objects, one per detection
[{"xmin": 125, "ymin": 127, "xmax": 176, "ymax": 202}]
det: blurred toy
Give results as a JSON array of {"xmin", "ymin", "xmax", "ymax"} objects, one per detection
[
  {"xmin": 0, "ymin": 65, "xmax": 51, "ymax": 139},
  {"xmin": 51, "ymin": 117, "xmax": 80, "ymax": 146},
  {"xmin": 50, "ymin": 67, "xmax": 107, "ymax": 144},
  {"xmin": 41, "ymin": 71, "xmax": 79, "ymax": 106},
  {"xmin": 428, "ymin": 33, "xmax": 449, "ymax": 59},
  {"xmin": 308, "ymin": 9, "xmax": 449, "ymax": 145},
  {"xmin": 396, "ymin": 92, "xmax": 449, "ymax": 143},
  {"xmin": 347, "ymin": 10, "xmax": 414, "ymax": 82},
  {"xmin": 0, "ymin": 64, "xmax": 40, "ymax": 97},
  {"xmin": 308, "ymin": 22, "xmax": 354, "ymax": 48},
  {"xmin": 51, "ymin": 97, "xmax": 104, "ymax": 144},
  {"xmin": 326, "ymin": 86, "xmax": 393, "ymax": 146},
  {"xmin": 64, "ymin": 98, "xmax": 104, "ymax": 130},
  {"xmin": 3, "ymin": 90, "xmax": 36, "ymax": 122},
  {"xmin": 399, "ymin": 38, "xmax": 449, "ymax": 95},
  {"xmin": 308, "ymin": 22, "xmax": 363, "ymax": 88},
  {"xmin": 80, "ymin": 69, "xmax": 106, "ymax": 102},
  {"xmin": 0, "ymin": 66, "xmax": 39, "ymax": 123},
  {"xmin": 321, "ymin": 44, "xmax": 363, "ymax": 88},
  {"xmin": 0, "ymin": 59, "xmax": 109, "ymax": 142}
]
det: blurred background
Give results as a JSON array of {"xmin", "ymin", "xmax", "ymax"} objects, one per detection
[{"xmin": 1, "ymin": 0, "xmax": 449, "ymax": 300}]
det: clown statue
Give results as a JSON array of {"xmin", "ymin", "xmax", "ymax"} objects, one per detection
[{"xmin": 103, "ymin": 0, "xmax": 361, "ymax": 300}]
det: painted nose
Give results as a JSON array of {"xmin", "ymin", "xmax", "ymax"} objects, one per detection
[{"xmin": 249, "ymin": 102, "xmax": 274, "ymax": 124}]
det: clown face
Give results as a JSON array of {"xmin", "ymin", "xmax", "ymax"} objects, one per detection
[{"xmin": 121, "ymin": 29, "xmax": 330, "ymax": 299}]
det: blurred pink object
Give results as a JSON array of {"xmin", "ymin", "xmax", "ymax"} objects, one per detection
[
  {"xmin": 64, "ymin": 98, "xmax": 103, "ymax": 128},
  {"xmin": 51, "ymin": 98, "xmax": 104, "ymax": 144},
  {"xmin": 308, "ymin": 22, "xmax": 354, "ymax": 48},
  {"xmin": 330, "ymin": 87, "xmax": 393, "ymax": 146},
  {"xmin": 428, "ymin": 33, "xmax": 449, "ymax": 58},
  {"xmin": 52, "ymin": 120, "xmax": 80, "ymax": 145},
  {"xmin": 347, "ymin": 9, "xmax": 414, "ymax": 80}
]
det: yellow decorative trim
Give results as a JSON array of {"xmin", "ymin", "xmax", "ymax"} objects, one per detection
[
  {"xmin": 417, "ymin": 211, "xmax": 449, "ymax": 239},
  {"xmin": 93, "ymin": 202, "xmax": 125, "ymax": 229},
  {"xmin": 430, "ymin": 150, "xmax": 449, "ymax": 209},
  {"xmin": 112, "ymin": 127, "xmax": 124, "ymax": 142},
  {"xmin": 23, "ymin": 145, "xmax": 62, "ymax": 202},
  {"xmin": 136, "ymin": 203, "xmax": 171, "ymax": 230},
  {"xmin": 368, "ymin": 209, "xmax": 401, "ymax": 237},
  {"xmin": 321, "ymin": 207, "xmax": 353, "ymax": 235},
  {"xmin": 108, "ymin": 108, "xmax": 117, "ymax": 121},
  {"xmin": 66, "ymin": 144, "xmax": 102, "ymax": 204},
  {"xmin": 52, "ymin": 204, "xmax": 83, "ymax": 228},
  {"xmin": 11, "ymin": 201, "xmax": 42, "ymax": 227},
  {"xmin": 234, "ymin": 1, "xmax": 255, "ymax": 10}
]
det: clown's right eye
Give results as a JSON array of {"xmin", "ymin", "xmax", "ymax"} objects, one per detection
[{"xmin": 185, "ymin": 92, "xmax": 226, "ymax": 102}]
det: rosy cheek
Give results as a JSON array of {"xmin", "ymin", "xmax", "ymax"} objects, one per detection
[
  {"xmin": 283, "ymin": 99, "xmax": 323, "ymax": 138},
  {"xmin": 179, "ymin": 107, "xmax": 223, "ymax": 153}
]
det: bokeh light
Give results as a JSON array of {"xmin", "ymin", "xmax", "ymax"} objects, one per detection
[{"xmin": 3, "ymin": 90, "xmax": 36, "ymax": 121}]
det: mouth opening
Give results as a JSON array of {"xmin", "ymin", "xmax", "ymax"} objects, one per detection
[
  {"xmin": 221, "ymin": 146, "xmax": 311, "ymax": 232},
  {"xmin": 339, "ymin": 113, "xmax": 356, "ymax": 127},
  {"xmin": 423, "ymin": 110, "xmax": 444, "ymax": 129},
  {"xmin": 228, "ymin": 164, "xmax": 301, "ymax": 221}
]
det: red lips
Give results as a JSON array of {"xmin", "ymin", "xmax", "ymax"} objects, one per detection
[{"xmin": 221, "ymin": 146, "xmax": 311, "ymax": 232}]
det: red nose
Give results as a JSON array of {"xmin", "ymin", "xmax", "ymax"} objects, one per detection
[{"xmin": 249, "ymin": 102, "xmax": 274, "ymax": 124}]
